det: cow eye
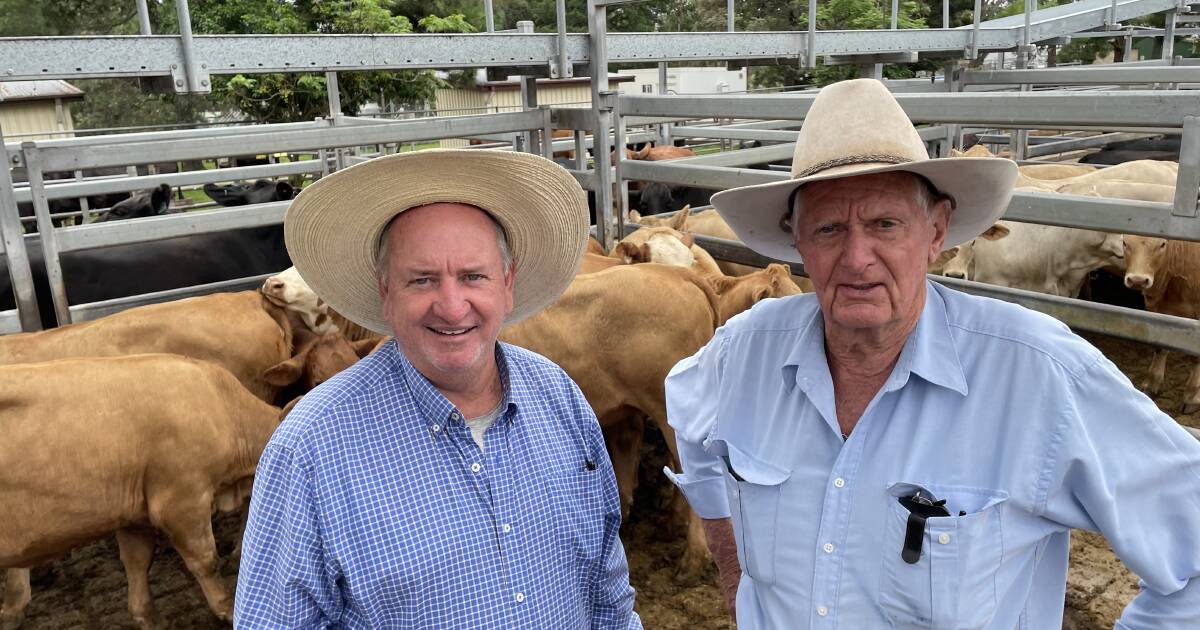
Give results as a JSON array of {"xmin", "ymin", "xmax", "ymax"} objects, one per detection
[{"xmin": 1159, "ymin": 241, "xmax": 1168, "ymax": 249}]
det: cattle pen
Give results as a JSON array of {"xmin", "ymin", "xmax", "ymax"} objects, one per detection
[{"xmin": 4, "ymin": 0, "xmax": 1200, "ymax": 626}]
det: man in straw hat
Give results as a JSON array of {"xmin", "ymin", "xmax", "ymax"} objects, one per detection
[
  {"xmin": 664, "ymin": 78, "xmax": 1200, "ymax": 628},
  {"xmin": 234, "ymin": 150, "xmax": 641, "ymax": 628}
]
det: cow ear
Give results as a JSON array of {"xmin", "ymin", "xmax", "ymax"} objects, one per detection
[
  {"xmin": 263, "ymin": 356, "xmax": 305, "ymax": 387},
  {"xmin": 628, "ymin": 209, "xmax": 642, "ymax": 222},
  {"xmin": 679, "ymin": 232, "xmax": 695, "ymax": 248},
  {"xmin": 153, "ymin": 184, "xmax": 171, "ymax": 214},
  {"xmin": 613, "ymin": 242, "xmax": 639, "ymax": 263},
  {"xmin": 981, "ymin": 223, "xmax": 1010, "ymax": 241},
  {"xmin": 668, "ymin": 206, "xmax": 690, "ymax": 231},
  {"xmin": 351, "ymin": 338, "xmax": 378, "ymax": 359},
  {"xmin": 277, "ymin": 181, "xmax": 295, "ymax": 200}
]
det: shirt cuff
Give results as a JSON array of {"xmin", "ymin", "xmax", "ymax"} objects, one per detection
[{"xmin": 663, "ymin": 467, "xmax": 730, "ymax": 519}]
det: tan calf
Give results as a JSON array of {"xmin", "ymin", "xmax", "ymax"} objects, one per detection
[
  {"xmin": 500, "ymin": 263, "xmax": 801, "ymax": 578},
  {"xmin": 0, "ymin": 291, "xmax": 292, "ymax": 403},
  {"xmin": 1123, "ymin": 235, "xmax": 1200, "ymax": 413},
  {"xmin": 0, "ymin": 355, "xmax": 284, "ymax": 630}
]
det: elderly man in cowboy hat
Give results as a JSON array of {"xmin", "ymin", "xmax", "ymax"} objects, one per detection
[
  {"xmin": 664, "ymin": 78, "xmax": 1200, "ymax": 628},
  {"xmin": 234, "ymin": 150, "xmax": 642, "ymax": 629}
]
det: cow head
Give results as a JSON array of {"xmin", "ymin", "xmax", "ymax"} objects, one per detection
[
  {"xmin": 1123, "ymin": 235, "xmax": 1170, "ymax": 291},
  {"xmin": 613, "ymin": 225, "xmax": 696, "ymax": 268},
  {"xmin": 261, "ymin": 267, "xmax": 337, "ymax": 335},
  {"xmin": 941, "ymin": 223, "xmax": 1010, "ymax": 280},
  {"xmin": 263, "ymin": 330, "xmax": 380, "ymax": 394},
  {"xmin": 94, "ymin": 183, "xmax": 171, "ymax": 222},
  {"xmin": 706, "ymin": 263, "xmax": 803, "ymax": 324}
]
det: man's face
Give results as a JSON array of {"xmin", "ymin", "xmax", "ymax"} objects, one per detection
[
  {"xmin": 378, "ymin": 203, "xmax": 514, "ymax": 387},
  {"xmin": 792, "ymin": 172, "xmax": 950, "ymax": 338}
]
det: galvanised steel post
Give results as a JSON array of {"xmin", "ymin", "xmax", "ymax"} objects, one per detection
[
  {"xmin": 588, "ymin": 0, "xmax": 618, "ymax": 251},
  {"xmin": 484, "ymin": 0, "xmax": 495, "ymax": 32},
  {"xmin": 0, "ymin": 126, "xmax": 42, "ymax": 331},
  {"xmin": 173, "ymin": 0, "xmax": 207, "ymax": 93},
  {"xmin": 808, "ymin": 0, "xmax": 817, "ymax": 68},
  {"xmin": 136, "ymin": 0, "xmax": 152, "ymax": 35}
]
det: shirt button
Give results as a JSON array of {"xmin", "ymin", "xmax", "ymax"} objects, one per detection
[
  {"xmin": 833, "ymin": 478, "xmax": 845, "ymax": 488},
  {"xmin": 938, "ymin": 533, "xmax": 951, "ymax": 545},
  {"xmin": 816, "ymin": 606, "xmax": 828, "ymax": 617},
  {"xmin": 450, "ymin": 412, "xmax": 460, "ymax": 421},
  {"xmin": 471, "ymin": 463, "xmax": 482, "ymax": 473},
  {"xmin": 431, "ymin": 424, "xmax": 441, "ymax": 433},
  {"xmin": 823, "ymin": 542, "xmax": 834, "ymax": 554},
  {"xmin": 515, "ymin": 592, "xmax": 525, "ymax": 603},
  {"xmin": 502, "ymin": 523, "xmax": 512, "ymax": 534}
]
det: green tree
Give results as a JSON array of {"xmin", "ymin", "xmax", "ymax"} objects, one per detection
[{"xmin": 744, "ymin": 0, "xmax": 930, "ymax": 89}]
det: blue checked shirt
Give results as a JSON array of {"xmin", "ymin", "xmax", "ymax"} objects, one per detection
[
  {"xmin": 665, "ymin": 281, "xmax": 1200, "ymax": 629},
  {"xmin": 235, "ymin": 340, "xmax": 641, "ymax": 629}
]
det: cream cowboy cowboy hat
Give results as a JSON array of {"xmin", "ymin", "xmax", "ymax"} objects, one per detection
[
  {"xmin": 710, "ymin": 78, "xmax": 1018, "ymax": 264},
  {"xmin": 284, "ymin": 149, "xmax": 590, "ymax": 334}
]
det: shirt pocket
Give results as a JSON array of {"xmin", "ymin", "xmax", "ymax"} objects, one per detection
[
  {"xmin": 879, "ymin": 482, "xmax": 1008, "ymax": 630},
  {"xmin": 722, "ymin": 447, "xmax": 790, "ymax": 586}
]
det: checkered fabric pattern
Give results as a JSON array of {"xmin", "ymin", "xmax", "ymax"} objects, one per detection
[{"xmin": 234, "ymin": 340, "xmax": 642, "ymax": 629}]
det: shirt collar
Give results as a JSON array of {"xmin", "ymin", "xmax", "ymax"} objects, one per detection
[
  {"xmin": 782, "ymin": 281, "xmax": 968, "ymax": 397},
  {"xmin": 389, "ymin": 341, "xmax": 519, "ymax": 430}
]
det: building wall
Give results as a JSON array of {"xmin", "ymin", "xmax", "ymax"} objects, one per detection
[
  {"xmin": 0, "ymin": 99, "xmax": 75, "ymax": 141},
  {"xmin": 435, "ymin": 84, "xmax": 590, "ymax": 148}
]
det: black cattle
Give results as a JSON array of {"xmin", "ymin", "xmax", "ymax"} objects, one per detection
[
  {"xmin": 1106, "ymin": 137, "xmax": 1181, "ymax": 154},
  {"xmin": 633, "ymin": 182, "xmax": 714, "ymax": 216},
  {"xmin": 92, "ymin": 184, "xmax": 173, "ymax": 222},
  {"xmin": 1080, "ymin": 150, "xmax": 1179, "ymax": 166},
  {"xmin": 0, "ymin": 225, "xmax": 290, "ymax": 329},
  {"xmin": 204, "ymin": 180, "xmax": 295, "ymax": 206}
]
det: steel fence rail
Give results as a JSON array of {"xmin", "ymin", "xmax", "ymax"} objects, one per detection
[{"xmin": 618, "ymin": 91, "xmax": 1200, "ymax": 128}]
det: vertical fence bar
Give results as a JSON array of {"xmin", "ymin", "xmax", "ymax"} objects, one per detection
[
  {"xmin": 136, "ymin": 0, "xmax": 152, "ymax": 35},
  {"xmin": 658, "ymin": 62, "xmax": 672, "ymax": 145},
  {"xmin": 520, "ymin": 77, "xmax": 539, "ymax": 154},
  {"xmin": 0, "ymin": 128, "xmax": 42, "ymax": 331},
  {"xmin": 970, "ymin": 0, "xmax": 982, "ymax": 60},
  {"xmin": 174, "ymin": 0, "xmax": 206, "ymax": 92},
  {"xmin": 1164, "ymin": 9, "xmax": 1177, "ymax": 61},
  {"xmin": 728, "ymin": 0, "xmax": 735, "ymax": 32},
  {"xmin": 808, "ymin": 0, "xmax": 818, "ymax": 68},
  {"xmin": 891, "ymin": 0, "xmax": 899, "ymax": 29},
  {"xmin": 556, "ymin": 0, "xmax": 571, "ymax": 78},
  {"xmin": 22, "ymin": 145, "xmax": 70, "ymax": 327},
  {"xmin": 484, "ymin": 0, "xmax": 495, "ymax": 32},
  {"xmin": 588, "ymin": 0, "xmax": 617, "ymax": 250},
  {"xmin": 1172, "ymin": 116, "xmax": 1200, "ymax": 218},
  {"xmin": 942, "ymin": 0, "xmax": 949, "ymax": 28},
  {"xmin": 326, "ymin": 71, "xmax": 346, "ymax": 170}
]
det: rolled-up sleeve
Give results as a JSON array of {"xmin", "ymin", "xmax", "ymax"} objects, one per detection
[
  {"xmin": 234, "ymin": 443, "xmax": 340, "ymax": 629},
  {"xmin": 663, "ymin": 327, "xmax": 731, "ymax": 520},
  {"xmin": 1039, "ymin": 355, "xmax": 1200, "ymax": 628}
]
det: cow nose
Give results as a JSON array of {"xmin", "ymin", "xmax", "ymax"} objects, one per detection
[
  {"xmin": 264, "ymin": 279, "xmax": 283, "ymax": 293},
  {"xmin": 945, "ymin": 271, "xmax": 966, "ymax": 280},
  {"xmin": 1125, "ymin": 274, "xmax": 1152, "ymax": 290}
]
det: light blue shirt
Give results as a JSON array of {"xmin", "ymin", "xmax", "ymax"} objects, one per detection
[
  {"xmin": 665, "ymin": 281, "xmax": 1200, "ymax": 629},
  {"xmin": 235, "ymin": 340, "xmax": 641, "ymax": 629}
]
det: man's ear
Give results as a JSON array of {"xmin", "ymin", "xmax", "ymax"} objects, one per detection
[{"xmin": 929, "ymin": 198, "xmax": 953, "ymax": 253}]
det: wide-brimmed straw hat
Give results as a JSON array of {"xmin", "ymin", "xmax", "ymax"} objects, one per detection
[
  {"xmin": 284, "ymin": 149, "xmax": 589, "ymax": 334},
  {"xmin": 710, "ymin": 78, "xmax": 1018, "ymax": 263}
]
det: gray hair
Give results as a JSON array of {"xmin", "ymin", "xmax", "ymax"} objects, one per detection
[{"xmin": 375, "ymin": 207, "xmax": 513, "ymax": 283}]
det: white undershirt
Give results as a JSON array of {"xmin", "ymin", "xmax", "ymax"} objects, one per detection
[{"xmin": 463, "ymin": 401, "xmax": 505, "ymax": 453}]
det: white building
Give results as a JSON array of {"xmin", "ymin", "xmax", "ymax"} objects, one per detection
[{"xmin": 617, "ymin": 66, "xmax": 747, "ymax": 95}]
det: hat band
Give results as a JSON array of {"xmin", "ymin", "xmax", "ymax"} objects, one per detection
[{"xmin": 794, "ymin": 154, "xmax": 911, "ymax": 179}]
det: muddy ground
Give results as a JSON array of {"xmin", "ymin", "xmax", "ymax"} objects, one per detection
[{"xmin": 6, "ymin": 332, "xmax": 1197, "ymax": 629}]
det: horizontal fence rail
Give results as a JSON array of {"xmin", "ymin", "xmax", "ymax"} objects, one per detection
[{"xmin": 618, "ymin": 91, "xmax": 1200, "ymax": 129}]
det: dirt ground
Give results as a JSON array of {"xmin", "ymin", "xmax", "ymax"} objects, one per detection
[{"xmin": 6, "ymin": 333, "xmax": 1197, "ymax": 629}]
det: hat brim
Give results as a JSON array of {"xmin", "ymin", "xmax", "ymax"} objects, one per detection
[
  {"xmin": 710, "ymin": 157, "xmax": 1019, "ymax": 264},
  {"xmin": 284, "ymin": 149, "xmax": 590, "ymax": 335}
]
